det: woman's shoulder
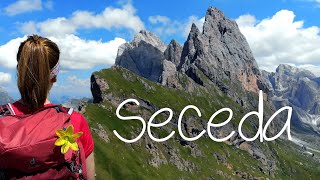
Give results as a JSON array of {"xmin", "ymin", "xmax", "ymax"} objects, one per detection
[
  {"xmin": 70, "ymin": 110, "xmax": 87, "ymax": 123},
  {"xmin": 67, "ymin": 108, "xmax": 90, "ymax": 131},
  {"xmin": 11, "ymin": 102, "xmax": 88, "ymax": 122}
]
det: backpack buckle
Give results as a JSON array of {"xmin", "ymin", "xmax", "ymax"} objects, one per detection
[{"xmin": 29, "ymin": 158, "xmax": 40, "ymax": 169}]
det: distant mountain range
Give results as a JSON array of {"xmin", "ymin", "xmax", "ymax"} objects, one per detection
[
  {"xmin": 0, "ymin": 87, "xmax": 13, "ymax": 105},
  {"xmin": 262, "ymin": 65, "xmax": 320, "ymax": 148}
]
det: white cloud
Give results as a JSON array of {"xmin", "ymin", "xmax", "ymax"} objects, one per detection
[
  {"xmin": 296, "ymin": 64, "xmax": 320, "ymax": 77},
  {"xmin": 72, "ymin": 3, "xmax": 144, "ymax": 32},
  {"xmin": 0, "ymin": 72, "xmax": 12, "ymax": 84},
  {"xmin": 38, "ymin": 18, "xmax": 77, "ymax": 36},
  {"xmin": 0, "ymin": 35, "xmax": 126, "ymax": 70},
  {"xmin": 236, "ymin": 10, "xmax": 320, "ymax": 76},
  {"xmin": 20, "ymin": 21, "xmax": 39, "ymax": 35},
  {"xmin": 20, "ymin": 2, "xmax": 144, "ymax": 37},
  {"xmin": 236, "ymin": 14, "xmax": 256, "ymax": 27},
  {"xmin": 4, "ymin": 0, "xmax": 42, "ymax": 16},
  {"xmin": 183, "ymin": 16, "xmax": 205, "ymax": 37},
  {"xmin": 0, "ymin": 36, "xmax": 26, "ymax": 68},
  {"xmin": 49, "ymin": 35, "xmax": 126, "ymax": 69}
]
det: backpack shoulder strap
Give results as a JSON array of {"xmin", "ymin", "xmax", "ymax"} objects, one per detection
[
  {"xmin": 27, "ymin": 105, "xmax": 74, "ymax": 116},
  {"xmin": 55, "ymin": 105, "xmax": 74, "ymax": 115},
  {"xmin": 0, "ymin": 103, "xmax": 15, "ymax": 116}
]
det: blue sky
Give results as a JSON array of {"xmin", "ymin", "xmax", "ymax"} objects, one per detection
[{"xmin": 0, "ymin": 0, "xmax": 319, "ymax": 101}]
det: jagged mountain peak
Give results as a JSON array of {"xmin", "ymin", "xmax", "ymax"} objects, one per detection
[
  {"xmin": 203, "ymin": 6, "xmax": 240, "ymax": 39},
  {"xmin": 181, "ymin": 6, "xmax": 264, "ymax": 96},
  {"xmin": 0, "ymin": 86, "xmax": 14, "ymax": 104},
  {"xmin": 116, "ymin": 6, "xmax": 275, "ymax": 108},
  {"xmin": 206, "ymin": 6, "xmax": 226, "ymax": 21},
  {"xmin": 186, "ymin": 23, "xmax": 203, "ymax": 43},
  {"xmin": 276, "ymin": 64, "xmax": 316, "ymax": 78},
  {"xmin": 190, "ymin": 23, "xmax": 201, "ymax": 33},
  {"xmin": 133, "ymin": 30, "xmax": 167, "ymax": 52},
  {"xmin": 115, "ymin": 30, "xmax": 167, "ymax": 83},
  {"xmin": 168, "ymin": 39, "xmax": 180, "ymax": 47},
  {"xmin": 185, "ymin": 23, "xmax": 203, "ymax": 46},
  {"xmin": 164, "ymin": 39, "xmax": 182, "ymax": 66},
  {"xmin": 116, "ymin": 6, "xmax": 268, "ymax": 108}
]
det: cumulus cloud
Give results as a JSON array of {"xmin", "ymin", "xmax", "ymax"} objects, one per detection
[
  {"xmin": 296, "ymin": 64, "xmax": 320, "ymax": 77},
  {"xmin": 49, "ymin": 35, "xmax": 126, "ymax": 69},
  {"xmin": 0, "ymin": 72, "xmax": 12, "ymax": 84},
  {"xmin": 236, "ymin": 10, "xmax": 320, "ymax": 76},
  {"xmin": 20, "ymin": 21, "xmax": 38, "ymax": 35},
  {"xmin": 38, "ymin": 18, "xmax": 77, "ymax": 36},
  {"xmin": 0, "ymin": 35, "xmax": 125, "ymax": 70},
  {"xmin": 183, "ymin": 16, "xmax": 205, "ymax": 37},
  {"xmin": 0, "ymin": 36, "xmax": 26, "ymax": 68},
  {"xmin": 20, "ymin": 2, "xmax": 144, "ymax": 36},
  {"xmin": 4, "ymin": 0, "xmax": 42, "ymax": 16},
  {"xmin": 72, "ymin": 3, "xmax": 144, "ymax": 32}
]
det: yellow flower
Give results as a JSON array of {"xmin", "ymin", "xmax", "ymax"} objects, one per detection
[{"xmin": 54, "ymin": 125, "xmax": 83, "ymax": 154}]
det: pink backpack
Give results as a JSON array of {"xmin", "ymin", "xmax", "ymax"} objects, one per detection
[{"xmin": 0, "ymin": 104, "xmax": 87, "ymax": 180}]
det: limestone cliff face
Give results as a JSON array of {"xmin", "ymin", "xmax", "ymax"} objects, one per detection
[
  {"xmin": 115, "ymin": 30, "xmax": 166, "ymax": 82},
  {"xmin": 115, "ymin": 7, "xmax": 269, "ymax": 104},
  {"xmin": 91, "ymin": 74, "xmax": 109, "ymax": 103},
  {"xmin": 179, "ymin": 7, "xmax": 264, "ymax": 94},
  {"xmin": 164, "ymin": 39, "xmax": 182, "ymax": 67},
  {"xmin": 115, "ymin": 30, "xmax": 185, "ymax": 88}
]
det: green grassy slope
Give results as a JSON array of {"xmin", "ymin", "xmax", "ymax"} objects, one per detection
[{"xmin": 84, "ymin": 67, "xmax": 320, "ymax": 180}]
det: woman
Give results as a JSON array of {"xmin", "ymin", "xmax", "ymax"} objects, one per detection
[{"xmin": 3, "ymin": 35, "xmax": 95, "ymax": 179}]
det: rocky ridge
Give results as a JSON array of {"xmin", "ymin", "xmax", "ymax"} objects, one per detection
[
  {"xmin": 115, "ymin": 30, "xmax": 167, "ymax": 82},
  {"xmin": 115, "ymin": 7, "xmax": 270, "ymax": 110},
  {"xmin": 179, "ymin": 8, "xmax": 264, "ymax": 94}
]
